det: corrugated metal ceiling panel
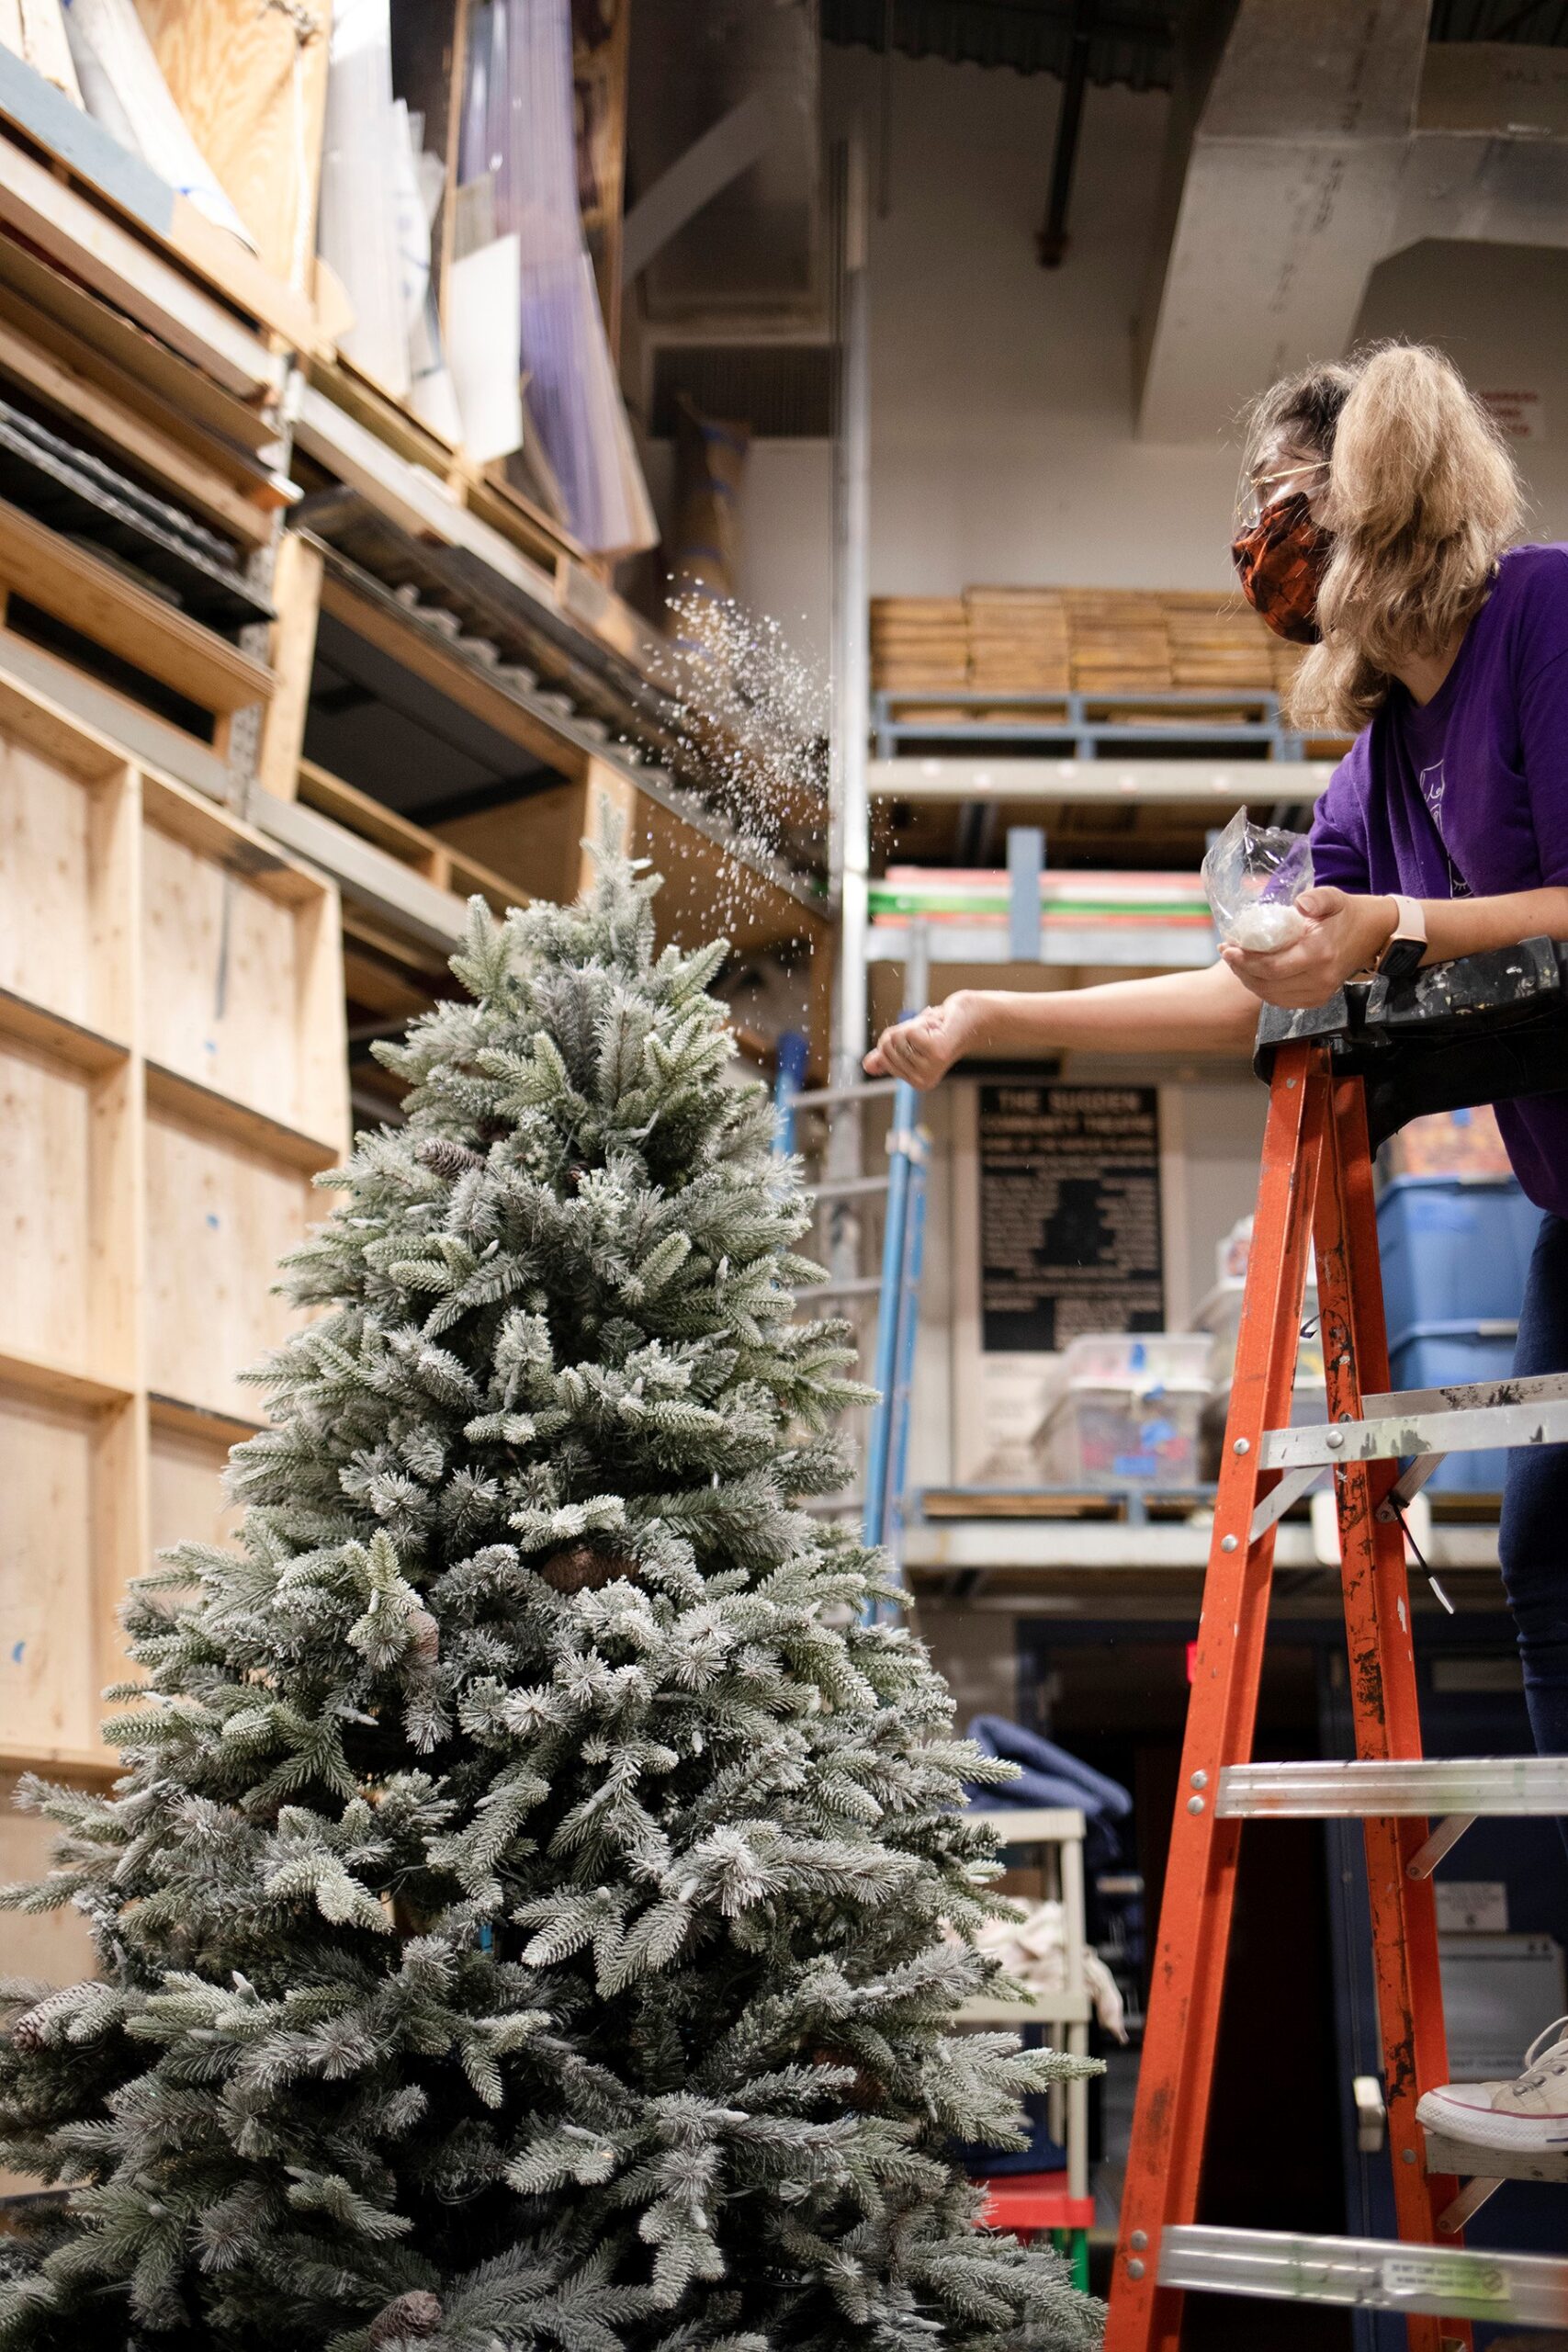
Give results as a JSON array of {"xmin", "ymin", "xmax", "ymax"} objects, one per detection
[
  {"xmin": 1429, "ymin": 0, "xmax": 1568, "ymax": 39},
  {"xmin": 820, "ymin": 0, "xmax": 1176, "ymax": 92}
]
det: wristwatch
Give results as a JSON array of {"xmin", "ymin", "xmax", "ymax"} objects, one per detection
[{"xmin": 1377, "ymin": 893, "xmax": 1427, "ymax": 983}]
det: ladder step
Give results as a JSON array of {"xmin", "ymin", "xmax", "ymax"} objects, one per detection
[
  {"xmin": 1216, "ymin": 1757, "xmax": 1568, "ymax": 1817},
  {"xmin": 1158, "ymin": 2224, "xmax": 1568, "ymax": 2324},
  {"xmin": 786, "ymin": 1078, "xmax": 901, "ymax": 1109},
  {"xmin": 1425, "ymin": 2129, "xmax": 1568, "ymax": 2188},
  {"xmin": 804, "ymin": 1175, "xmax": 891, "ymax": 1201},
  {"xmin": 1262, "ymin": 1372, "xmax": 1568, "ymax": 1471},
  {"xmin": 807, "ymin": 1275, "xmax": 884, "ymax": 1298},
  {"xmin": 1359, "ymin": 1364, "xmax": 1567, "ymax": 1419}
]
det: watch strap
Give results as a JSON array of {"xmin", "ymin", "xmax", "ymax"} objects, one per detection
[{"xmin": 1378, "ymin": 893, "xmax": 1427, "ymax": 982}]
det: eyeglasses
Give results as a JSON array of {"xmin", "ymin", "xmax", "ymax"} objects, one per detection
[{"xmin": 1239, "ymin": 460, "xmax": 1327, "ymax": 530}]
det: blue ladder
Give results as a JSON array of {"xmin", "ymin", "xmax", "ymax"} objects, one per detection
[{"xmin": 773, "ymin": 1042, "xmax": 930, "ymax": 1565}]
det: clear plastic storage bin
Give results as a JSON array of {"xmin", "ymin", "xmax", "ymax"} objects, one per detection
[
  {"xmin": 1377, "ymin": 1175, "xmax": 1541, "ymax": 1339},
  {"xmin": 1387, "ymin": 1319, "xmax": 1519, "ymax": 1496},
  {"xmin": 1035, "ymin": 1333, "xmax": 1213, "ymax": 1489}
]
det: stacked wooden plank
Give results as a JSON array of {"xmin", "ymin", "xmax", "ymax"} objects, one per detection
[
  {"xmin": 964, "ymin": 585, "xmax": 1069, "ymax": 692},
  {"xmin": 868, "ymin": 586, "xmax": 1301, "ymax": 705},
  {"xmin": 1163, "ymin": 592, "xmax": 1275, "ymax": 690},
  {"xmin": 870, "ymin": 595, "xmax": 967, "ymax": 688},
  {"xmin": 1267, "ymin": 634, "xmax": 1306, "ymax": 703},
  {"xmin": 1062, "ymin": 591, "xmax": 1171, "ymax": 694}
]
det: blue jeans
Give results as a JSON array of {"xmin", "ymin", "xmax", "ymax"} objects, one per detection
[{"xmin": 1498, "ymin": 1211, "xmax": 1568, "ymax": 1860}]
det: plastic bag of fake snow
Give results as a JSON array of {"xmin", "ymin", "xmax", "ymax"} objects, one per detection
[{"xmin": 1202, "ymin": 807, "xmax": 1314, "ymax": 951}]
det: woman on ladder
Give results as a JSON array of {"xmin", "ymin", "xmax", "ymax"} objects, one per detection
[{"xmin": 867, "ymin": 340, "xmax": 1568, "ymax": 2150}]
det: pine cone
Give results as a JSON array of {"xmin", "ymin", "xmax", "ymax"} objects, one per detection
[
  {"xmin": 811, "ymin": 2044, "xmax": 883, "ymax": 2107},
  {"xmin": 536, "ymin": 1541, "xmax": 637, "ymax": 1594},
  {"xmin": 406, "ymin": 1607, "xmax": 440, "ymax": 1665},
  {"xmin": 414, "ymin": 1137, "xmax": 482, "ymax": 1179},
  {"xmin": 367, "ymin": 2290, "xmax": 443, "ymax": 2344}
]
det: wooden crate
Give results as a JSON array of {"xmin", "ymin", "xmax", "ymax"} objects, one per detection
[{"xmin": 0, "ymin": 672, "xmax": 347, "ymax": 1794}]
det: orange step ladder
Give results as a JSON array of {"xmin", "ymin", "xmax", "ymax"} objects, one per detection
[{"xmin": 1105, "ymin": 945, "xmax": 1568, "ymax": 2352}]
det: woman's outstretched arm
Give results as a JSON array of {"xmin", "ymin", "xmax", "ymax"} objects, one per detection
[{"xmin": 864, "ymin": 958, "xmax": 1260, "ymax": 1089}]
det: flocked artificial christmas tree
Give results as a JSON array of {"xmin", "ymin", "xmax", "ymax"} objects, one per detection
[{"xmin": 0, "ymin": 846, "xmax": 1101, "ymax": 2352}]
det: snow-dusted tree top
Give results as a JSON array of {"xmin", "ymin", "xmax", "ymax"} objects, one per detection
[{"xmin": 0, "ymin": 847, "xmax": 1100, "ymax": 2352}]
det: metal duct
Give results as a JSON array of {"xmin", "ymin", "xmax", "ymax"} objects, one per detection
[
  {"xmin": 1396, "ymin": 42, "xmax": 1568, "ymax": 247},
  {"xmin": 1136, "ymin": 6, "xmax": 1568, "ymax": 441},
  {"xmin": 1136, "ymin": 0, "xmax": 1428, "ymax": 442}
]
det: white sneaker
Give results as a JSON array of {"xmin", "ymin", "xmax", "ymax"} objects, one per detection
[{"xmin": 1416, "ymin": 2015, "xmax": 1568, "ymax": 2154}]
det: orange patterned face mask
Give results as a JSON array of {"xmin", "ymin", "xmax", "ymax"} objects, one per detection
[{"xmin": 1231, "ymin": 491, "xmax": 1331, "ymax": 645}]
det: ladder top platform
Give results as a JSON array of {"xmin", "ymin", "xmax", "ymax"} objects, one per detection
[
  {"xmin": 1424, "ymin": 2130, "xmax": 1568, "ymax": 2188},
  {"xmin": 1255, "ymin": 934, "xmax": 1568, "ymax": 1146}
]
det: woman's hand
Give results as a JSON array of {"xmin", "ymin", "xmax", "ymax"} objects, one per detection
[
  {"xmin": 864, "ymin": 991, "xmax": 979, "ymax": 1087},
  {"xmin": 1220, "ymin": 887, "xmax": 1396, "ymax": 1010}
]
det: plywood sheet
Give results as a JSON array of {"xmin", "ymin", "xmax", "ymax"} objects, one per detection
[
  {"xmin": 0, "ymin": 1384, "xmax": 98, "ymax": 1753},
  {"xmin": 145, "ymin": 1107, "xmax": 315, "ymax": 1417},
  {"xmin": 0, "ymin": 1040, "xmax": 95, "ymax": 1371},
  {"xmin": 133, "ymin": 0, "xmax": 333, "ymax": 291},
  {"xmin": 141, "ymin": 819, "xmax": 302, "ymax": 1129}
]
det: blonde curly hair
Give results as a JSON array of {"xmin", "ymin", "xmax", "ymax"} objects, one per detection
[{"xmin": 1243, "ymin": 343, "xmax": 1524, "ymax": 735}]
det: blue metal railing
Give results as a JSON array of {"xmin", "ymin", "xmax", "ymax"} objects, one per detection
[{"xmin": 873, "ymin": 685, "xmax": 1308, "ymax": 763}]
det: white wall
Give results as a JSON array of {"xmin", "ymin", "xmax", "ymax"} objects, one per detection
[
  {"xmin": 734, "ymin": 50, "xmax": 1242, "ymax": 650},
  {"xmin": 1354, "ymin": 236, "xmax": 1568, "ymax": 541},
  {"xmin": 732, "ymin": 442, "xmax": 837, "ymax": 664},
  {"xmin": 730, "ymin": 50, "xmax": 1568, "ymax": 657},
  {"xmin": 852, "ymin": 55, "xmax": 1243, "ymax": 599}
]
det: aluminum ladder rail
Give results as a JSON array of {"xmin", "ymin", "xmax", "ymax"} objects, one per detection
[
  {"xmin": 1104, "ymin": 976, "xmax": 1568, "ymax": 2352},
  {"xmin": 773, "ymin": 1052, "xmax": 930, "ymax": 1559}
]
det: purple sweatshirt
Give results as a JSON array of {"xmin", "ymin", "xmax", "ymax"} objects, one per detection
[{"xmin": 1309, "ymin": 543, "xmax": 1568, "ymax": 1217}]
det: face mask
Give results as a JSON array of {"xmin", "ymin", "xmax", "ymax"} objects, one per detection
[{"xmin": 1231, "ymin": 491, "xmax": 1331, "ymax": 645}]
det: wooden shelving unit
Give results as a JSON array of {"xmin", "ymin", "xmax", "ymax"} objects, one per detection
[
  {"xmin": 0, "ymin": 664, "xmax": 346, "ymax": 1970},
  {"xmin": 0, "ymin": 0, "xmax": 834, "ymax": 2019}
]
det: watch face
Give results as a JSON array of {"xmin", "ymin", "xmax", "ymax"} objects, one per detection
[{"xmin": 1382, "ymin": 936, "xmax": 1425, "ymax": 984}]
